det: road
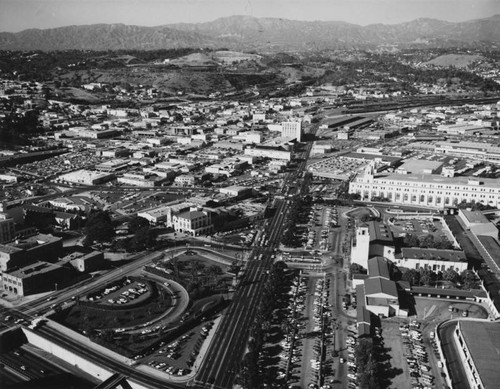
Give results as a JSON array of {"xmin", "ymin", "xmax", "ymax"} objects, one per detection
[{"xmin": 193, "ymin": 133, "xmax": 316, "ymax": 388}]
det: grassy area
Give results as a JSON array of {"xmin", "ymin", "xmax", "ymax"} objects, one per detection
[{"xmin": 161, "ymin": 251, "xmax": 234, "ymax": 300}]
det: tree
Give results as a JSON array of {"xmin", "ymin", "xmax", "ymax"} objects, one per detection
[
  {"xmin": 127, "ymin": 216, "xmax": 150, "ymax": 232},
  {"xmin": 419, "ymin": 268, "xmax": 436, "ymax": 286},
  {"xmin": 128, "ymin": 226, "xmax": 156, "ymax": 252},
  {"xmin": 401, "ymin": 268, "xmax": 420, "ymax": 286},
  {"xmin": 442, "ymin": 268, "xmax": 460, "ymax": 284},
  {"xmin": 360, "ymin": 214, "xmax": 372, "ymax": 223},
  {"xmin": 83, "ymin": 210, "xmax": 115, "ymax": 246},
  {"xmin": 461, "ymin": 270, "xmax": 481, "ymax": 289},
  {"xmin": 403, "ymin": 234, "xmax": 420, "ymax": 248}
]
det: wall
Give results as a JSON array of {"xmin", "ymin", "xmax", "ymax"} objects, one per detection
[
  {"xmin": 23, "ymin": 328, "xmax": 114, "ymax": 382},
  {"xmin": 22, "ymin": 327, "xmax": 152, "ymax": 389}
]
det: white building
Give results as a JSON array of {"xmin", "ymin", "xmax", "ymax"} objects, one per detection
[
  {"xmin": 396, "ymin": 248, "xmax": 468, "ymax": 273},
  {"xmin": 351, "ymin": 221, "xmax": 395, "ymax": 270},
  {"xmin": 363, "ymin": 257, "xmax": 403, "ymax": 318},
  {"xmin": 244, "ymin": 147, "xmax": 291, "ymax": 161},
  {"xmin": 458, "ymin": 209, "xmax": 499, "ymax": 239},
  {"xmin": 452, "ymin": 320, "xmax": 500, "ymax": 389},
  {"xmin": 281, "ymin": 121, "xmax": 302, "ymax": 142},
  {"xmin": 173, "ymin": 209, "xmax": 213, "ymax": 236},
  {"xmin": 349, "ymin": 163, "xmax": 500, "ymax": 209},
  {"xmin": 58, "ymin": 170, "xmax": 115, "ymax": 185},
  {"xmin": 117, "ymin": 172, "xmax": 165, "ymax": 187}
]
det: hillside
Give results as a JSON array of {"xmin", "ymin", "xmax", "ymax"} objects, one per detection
[{"xmin": 1, "ymin": 15, "xmax": 500, "ymax": 51}]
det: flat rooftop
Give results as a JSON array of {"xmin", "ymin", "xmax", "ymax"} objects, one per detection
[
  {"xmin": 7, "ymin": 261, "xmax": 62, "ymax": 279},
  {"xmin": 401, "ymin": 248, "xmax": 467, "ymax": 262},
  {"xmin": 372, "ymin": 172, "xmax": 500, "ymax": 189},
  {"xmin": 343, "ymin": 152, "xmax": 401, "ymax": 163},
  {"xmin": 397, "ymin": 159, "xmax": 443, "ymax": 174},
  {"xmin": 459, "ymin": 320, "xmax": 500, "ymax": 389},
  {"xmin": 477, "ymin": 235, "xmax": 500, "ymax": 269},
  {"xmin": 460, "ymin": 209, "xmax": 490, "ymax": 225}
]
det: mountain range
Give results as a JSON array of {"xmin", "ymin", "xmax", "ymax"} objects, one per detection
[{"xmin": 1, "ymin": 14, "xmax": 500, "ymax": 51}]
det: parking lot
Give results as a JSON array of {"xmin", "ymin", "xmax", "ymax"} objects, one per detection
[
  {"xmin": 302, "ymin": 204, "xmax": 340, "ymax": 252},
  {"xmin": 388, "ymin": 217, "xmax": 455, "ymax": 246},
  {"xmin": 380, "ymin": 298, "xmax": 489, "ymax": 389},
  {"xmin": 141, "ymin": 319, "xmax": 216, "ymax": 378}
]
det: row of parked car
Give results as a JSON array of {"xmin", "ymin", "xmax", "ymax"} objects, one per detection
[
  {"xmin": 107, "ymin": 286, "xmax": 148, "ymax": 305},
  {"xmin": 341, "ymin": 333, "xmax": 359, "ymax": 389},
  {"xmin": 400, "ymin": 321, "xmax": 435, "ymax": 389},
  {"xmin": 147, "ymin": 359, "xmax": 190, "ymax": 376}
]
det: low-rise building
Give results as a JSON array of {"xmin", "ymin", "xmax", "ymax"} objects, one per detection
[
  {"xmin": 63, "ymin": 250, "xmax": 105, "ymax": 272},
  {"xmin": 244, "ymin": 147, "xmax": 292, "ymax": 161},
  {"xmin": 172, "ymin": 208, "xmax": 213, "ymax": 236},
  {"xmin": 2, "ymin": 261, "xmax": 74, "ymax": 296},
  {"xmin": 362, "ymin": 257, "xmax": 404, "ymax": 317},
  {"xmin": 117, "ymin": 172, "xmax": 165, "ymax": 187},
  {"xmin": 219, "ymin": 186, "xmax": 252, "ymax": 198},
  {"xmin": 349, "ymin": 162, "xmax": 500, "ymax": 209},
  {"xmin": 58, "ymin": 169, "xmax": 115, "ymax": 185},
  {"xmin": 396, "ymin": 247, "xmax": 468, "ymax": 273},
  {"xmin": 0, "ymin": 213, "xmax": 15, "ymax": 244},
  {"xmin": 458, "ymin": 209, "xmax": 499, "ymax": 239},
  {"xmin": 0, "ymin": 234, "xmax": 63, "ymax": 272},
  {"xmin": 351, "ymin": 221, "xmax": 395, "ymax": 270},
  {"xmin": 451, "ymin": 320, "xmax": 500, "ymax": 389}
]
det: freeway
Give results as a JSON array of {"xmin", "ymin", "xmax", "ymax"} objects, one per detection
[{"xmin": 193, "ymin": 130, "xmax": 315, "ymax": 388}]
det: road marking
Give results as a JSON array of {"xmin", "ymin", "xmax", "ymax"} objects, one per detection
[{"xmin": 424, "ymin": 304, "xmax": 436, "ymax": 319}]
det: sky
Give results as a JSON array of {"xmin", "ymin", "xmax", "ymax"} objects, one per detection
[{"xmin": 1, "ymin": 0, "xmax": 500, "ymax": 32}]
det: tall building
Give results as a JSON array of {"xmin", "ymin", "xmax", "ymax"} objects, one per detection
[{"xmin": 281, "ymin": 121, "xmax": 302, "ymax": 142}]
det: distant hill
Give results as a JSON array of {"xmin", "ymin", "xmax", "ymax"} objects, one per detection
[
  {"xmin": 2, "ymin": 15, "xmax": 500, "ymax": 51},
  {"xmin": 0, "ymin": 24, "xmax": 221, "ymax": 51}
]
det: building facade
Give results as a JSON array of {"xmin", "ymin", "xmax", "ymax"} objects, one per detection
[
  {"xmin": 349, "ymin": 164, "xmax": 500, "ymax": 209},
  {"xmin": 396, "ymin": 248, "xmax": 468, "ymax": 273},
  {"xmin": 281, "ymin": 121, "xmax": 302, "ymax": 142},
  {"xmin": 172, "ymin": 209, "xmax": 213, "ymax": 236},
  {"xmin": 0, "ymin": 213, "xmax": 15, "ymax": 244}
]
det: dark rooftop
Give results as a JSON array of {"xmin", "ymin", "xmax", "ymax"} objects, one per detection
[{"xmin": 401, "ymin": 247, "xmax": 467, "ymax": 262}]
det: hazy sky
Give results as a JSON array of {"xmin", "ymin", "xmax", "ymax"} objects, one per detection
[{"xmin": 1, "ymin": 0, "xmax": 500, "ymax": 32}]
